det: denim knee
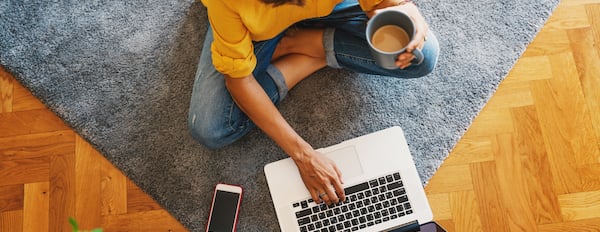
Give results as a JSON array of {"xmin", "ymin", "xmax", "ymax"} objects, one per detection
[{"xmin": 188, "ymin": 112, "xmax": 228, "ymax": 149}]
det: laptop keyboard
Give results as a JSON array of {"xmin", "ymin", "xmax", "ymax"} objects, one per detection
[{"xmin": 292, "ymin": 172, "xmax": 413, "ymax": 232}]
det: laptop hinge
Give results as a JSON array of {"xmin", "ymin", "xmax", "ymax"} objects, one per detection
[{"xmin": 382, "ymin": 220, "xmax": 420, "ymax": 232}]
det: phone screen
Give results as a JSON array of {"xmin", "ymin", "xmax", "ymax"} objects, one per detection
[{"xmin": 208, "ymin": 190, "xmax": 240, "ymax": 232}]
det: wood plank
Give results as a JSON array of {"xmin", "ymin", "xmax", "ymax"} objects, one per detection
[
  {"xmin": 425, "ymin": 164, "xmax": 473, "ymax": 194},
  {"xmin": 101, "ymin": 209, "xmax": 188, "ymax": 231},
  {"xmin": 449, "ymin": 191, "xmax": 483, "ymax": 232},
  {"xmin": 538, "ymin": 217, "xmax": 600, "ymax": 232},
  {"xmin": 0, "ymin": 130, "xmax": 75, "ymax": 161},
  {"xmin": 426, "ymin": 193, "xmax": 452, "ymax": 220},
  {"xmin": 523, "ymin": 28, "xmax": 571, "ymax": 57},
  {"xmin": 579, "ymin": 164, "xmax": 600, "ymax": 191},
  {"xmin": 49, "ymin": 154, "xmax": 76, "ymax": 232},
  {"xmin": 486, "ymin": 81, "xmax": 534, "ymax": 109},
  {"xmin": 442, "ymin": 137, "xmax": 493, "ymax": 165},
  {"xmin": 512, "ymin": 106, "xmax": 562, "ymax": 224},
  {"xmin": 23, "ymin": 182, "xmax": 49, "ymax": 232},
  {"xmin": 463, "ymin": 108, "xmax": 514, "ymax": 137},
  {"xmin": 75, "ymin": 136, "xmax": 102, "ymax": 229},
  {"xmin": 558, "ymin": 190, "xmax": 600, "ymax": 221},
  {"xmin": 587, "ymin": 4, "xmax": 600, "ymax": 48},
  {"xmin": 12, "ymin": 81, "xmax": 45, "ymax": 112},
  {"xmin": 127, "ymin": 179, "xmax": 162, "ymax": 213},
  {"xmin": 0, "ymin": 185, "xmax": 23, "ymax": 212},
  {"xmin": 545, "ymin": 4, "xmax": 591, "ymax": 30},
  {"xmin": 503, "ymin": 56, "xmax": 553, "ymax": 83},
  {"xmin": 561, "ymin": 0, "xmax": 600, "ymax": 7},
  {"xmin": 531, "ymin": 52, "xmax": 600, "ymax": 193},
  {"xmin": 568, "ymin": 27, "xmax": 600, "ymax": 148},
  {"xmin": 0, "ymin": 110, "xmax": 69, "ymax": 138},
  {"xmin": 0, "ymin": 210, "xmax": 22, "ymax": 232},
  {"xmin": 470, "ymin": 162, "xmax": 510, "ymax": 232},
  {"xmin": 436, "ymin": 220, "xmax": 456, "ymax": 232},
  {"xmin": 492, "ymin": 133, "xmax": 538, "ymax": 231},
  {"xmin": 0, "ymin": 67, "xmax": 13, "ymax": 113},
  {"xmin": 0, "ymin": 157, "xmax": 49, "ymax": 186},
  {"xmin": 512, "ymin": 106, "xmax": 563, "ymax": 224},
  {"xmin": 100, "ymin": 155, "xmax": 127, "ymax": 216}
]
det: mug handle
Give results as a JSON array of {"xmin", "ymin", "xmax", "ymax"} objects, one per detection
[{"xmin": 411, "ymin": 48, "xmax": 424, "ymax": 65}]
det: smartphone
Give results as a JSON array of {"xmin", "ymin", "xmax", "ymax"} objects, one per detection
[
  {"xmin": 206, "ymin": 183, "xmax": 243, "ymax": 232},
  {"xmin": 419, "ymin": 221, "xmax": 447, "ymax": 232}
]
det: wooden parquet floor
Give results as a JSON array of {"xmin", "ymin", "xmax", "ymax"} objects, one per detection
[{"xmin": 1, "ymin": 0, "xmax": 599, "ymax": 231}]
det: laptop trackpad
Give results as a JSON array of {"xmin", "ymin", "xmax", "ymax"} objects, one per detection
[{"xmin": 325, "ymin": 146, "xmax": 364, "ymax": 180}]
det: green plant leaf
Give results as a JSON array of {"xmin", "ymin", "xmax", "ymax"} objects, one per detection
[{"xmin": 68, "ymin": 217, "xmax": 79, "ymax": 231}]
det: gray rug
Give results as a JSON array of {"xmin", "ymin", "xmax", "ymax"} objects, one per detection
[{"xmin": 0, "ymin": 0, "xmax": 558, "ymax": 231}]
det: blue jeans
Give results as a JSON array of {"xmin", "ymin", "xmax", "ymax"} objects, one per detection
[{"xmin": 188, "ymin": 0, "xmax": 440, "ymax": 148}]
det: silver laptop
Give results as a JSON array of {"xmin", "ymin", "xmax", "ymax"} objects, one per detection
[{"xmin": 265, "ymin": 126, "xmax": 433, "ymax": 232}]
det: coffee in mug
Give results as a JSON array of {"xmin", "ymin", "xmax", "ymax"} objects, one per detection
[
  {"xmin": 371, "ymin": 25, "xmax": 410, "ymax": 52},
  {"xmin": 366, "ymin": 10, "xmax": 424, "ymax": 69}
]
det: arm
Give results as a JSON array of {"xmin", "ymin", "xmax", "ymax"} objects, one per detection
[{"xmin": 225, "ymin": 74, "xmax": 345, "ymax": 204}]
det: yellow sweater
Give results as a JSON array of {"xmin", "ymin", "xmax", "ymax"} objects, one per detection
[{"xmin": 201, "ymin": 0, "xmax": 383, "ymax": 78}]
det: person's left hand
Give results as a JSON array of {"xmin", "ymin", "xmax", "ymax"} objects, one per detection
[{"xmin": 369, "ymin": 1, "xmax": 429, "ymax": 69}]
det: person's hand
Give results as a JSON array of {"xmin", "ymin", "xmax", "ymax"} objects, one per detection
[
  {"xmin": 292, "ymin": 149, "xmax": 346, "ymax": 205},
  {"xmin": 370, "ymin": 1, "xmax": 429, "ymax": 69}
]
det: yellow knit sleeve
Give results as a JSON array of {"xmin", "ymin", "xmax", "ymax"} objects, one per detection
[
  {"xmin": 203, "ymin": 0, "xmax": 256, "ymax": 78},
  {"xmin": 358, "ymin": 0, "xmax": 385, "ymax": 12}
]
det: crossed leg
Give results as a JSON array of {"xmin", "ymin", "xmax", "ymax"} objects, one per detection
[{"xmin": 271, "ymin": 28, "xmax": 327, "ymax": 90}]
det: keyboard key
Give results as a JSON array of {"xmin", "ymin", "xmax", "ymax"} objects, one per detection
[
  {"xmin": 296, "ymin": 208, "xmax": 312, "ymax": 218},
  {"xmin": 293, "ymin": 202, "xmax": 300, "ymax": 208},
  {"xmin": 398, "ymin": 195, "xmax": 409, "ymax": 203},
  {"xmin": 300, "ymin": 226, "xmax": 308, "ymax": 232},
  {"xmin": 369, "ymin": 179, "xmax": 379, "ymax": 187},
  {"xmin": 344, "ymin": 221, "xmax": 352, "ymax": 228},
  {"xmin": 345, "ymin": 212, "xmax": 353, "ymax": 219},
  {"xmin": 396, "ymin": 205, "xmax": 404, "ymax": 212},
  {"xmin": 386, "ymin": 174, "xmax": 394, "ymax": 182},
  {"xmin": 329, "ymin": 225, "xmax": 336, "ymax": 232},
  {"xmin": 311, "ymin": 215, "xmax": 318, "ymax": 222},
  {"xmin": 393, "ymin": 172, "xmax": 401, "ymax": 180},
  {"xmin": 360, "ymin": 224, "xmax": 367, "ymax": 229},
  {"xmin": 383, "ymin": 216, "xmax": 390, "ymax": 222},
  {"xmin": 375, "ymin": 219, "xmax": 382, "ymax": 224},
  {"xmin": 320, "ymin": 204, "xmax": 328, "ymax": 211},
  {"xmin": 312, "ymin": 206, "xmax": 320, "ymax": 213},
  {"xmin": 323, "ymin": 219, "xmax": 330, "ymax": 226},
  {"xmin": 378, "ymin": 177, "xmax": 386, "ymax": 184},
  {"xmin": 358, "ymin": 192, "xmax": 365, "ymax": 199},
  {"xmin": 359, "ymin": 216, "xmax": 366, "ymax": 224},
  {"xmin": 301, "ymin": 201, "xmax": 308, "ymax": 209},
  {"xmin": 391, "ymin": 214, "xmax": 398, "ymax": 219},
  {"xmin": 404, "ymin": 202, "xmax": 412, "ymax": 209},
  {"xmin": 308, "ymin": 224, "xmax": 315, "ymax": 231},
  {"xmin": 315, "ymin": 221, "xmax": 323, "ymax": 228},
  {"xmin": 318, "ymin": 212, "xmax": 326, "ymax": 219},
  {"xmin": 406, "ymin": 209, "xmax": 413, "ymax": 215},
  {"xmin": 326, "ymin": 210, "xmax": 333, "ymax": 217},
  {"xmin": 336, "ymin": 223, "xmax": 344, "ymax": 230},
  {"xmin": 342, "ymin": 205, "xmax": 348, "ymax": 212},
  {"xmin": 344, "ymin": 182, "xmax": 370, "ymax": 195},
  {"xmin": 298, "ymin": 217, "xmax": 311, "ymax": 226},
  {"xmin": 338, "ymin": 214, "xmax": 345, "ymax": 222},
  {"xmin": 388, "ymin": 181, "xmax": 403, "ymax": 191}
]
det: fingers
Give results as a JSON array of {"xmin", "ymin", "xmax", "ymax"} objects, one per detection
[
  {"xmin": 333, "ymin": 165, "xmax": 346, "ymax": 201},
  {"xmin": 309, "ymin": 189, "xmax": 321, "ymax": 204}
]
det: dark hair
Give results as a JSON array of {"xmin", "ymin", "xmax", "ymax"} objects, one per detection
[{"xmin": 261, "ymin": 0, "xmax": 304, "ymax": 6}]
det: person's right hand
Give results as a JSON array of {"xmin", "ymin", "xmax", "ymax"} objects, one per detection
[{"xmin": 292, "ymin": 149, "xmax": 346, "ymax": 205}]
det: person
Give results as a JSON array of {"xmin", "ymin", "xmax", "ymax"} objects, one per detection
[{"xmin": 188, "ymin": 0, "xmax": 439, "ymax": 206}]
